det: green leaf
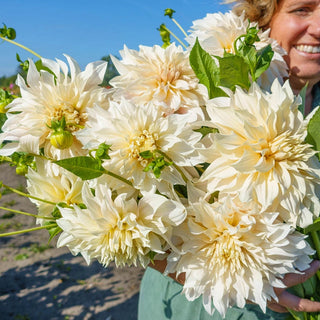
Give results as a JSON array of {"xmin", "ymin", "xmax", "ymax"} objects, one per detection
[
  {"xmin": 54, "ymin": 156, "xmax": 105, "ymax": 180},
  {"xmin": 304, "ymin": 217, "xmax": 320, "ymax": 234},
  {"xmin": 302, "ymin": 275, "xmax": 317, "ymax": 297},
  {"xmin": 305, "ymin": 107, "xmax": 320, "ymax": 159},
  {"xmin": 148, "ymin": 250, "xmax": 157, "ymax": 264},
  {"xmin": 218, "ymin": 55, "xmax": 250, "ymax": 91},
  {"xmin": 44, "ymin": 221, "xmax": 62, "ymax": 243},
  {"xmin": 95, "ymin": 143, "xmax": 111, "ymax": 160},
  {"xmin": 0, "ymin": 113, "xmax": 7, "ymax": 133},
  {"xmin": 139, "ymin": 150, "xmax": 154, "ymax": 159},
  {"xmin": 254, "ymin": 45, "xmax": 274, "ymax": 80},
  {"xmin": 194, "ymin": 126, "xmax": 218, "ymax": 137},
  {"xmin": 35, "ymin": 59, "xmax": 56, "ymax": 76},
  {"xmin": 189, "ymin": 38, "xmax": 226, "ymax": 98},
  {"xmin": 298, "ymin": 84, "xmax": 308, "ymax": 115},
  {"xmin": 286, "ymin": 309, "xmax": 306, "ymax": 320}
]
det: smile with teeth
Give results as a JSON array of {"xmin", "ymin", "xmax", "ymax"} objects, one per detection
[{"xmin": 295, "ymin": 45, "xmax": 320, "ymax": 53}]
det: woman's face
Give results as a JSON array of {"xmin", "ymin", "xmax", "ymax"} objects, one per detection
[{"xmin": 269, "ymin": 0, "xmax": 320, "ymax": 88}]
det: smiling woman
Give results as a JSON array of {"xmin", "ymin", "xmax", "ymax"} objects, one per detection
[
  {"xmin": 138, "ymin": 0, "xmax": 320, "ymax": 319},
  {"xmin": 228, "ymin": 0, "xmax": 320, "ymax": 113},
  {"xmin": 269, "ymin": 0, "xmax": 320, "ymax": 113}
]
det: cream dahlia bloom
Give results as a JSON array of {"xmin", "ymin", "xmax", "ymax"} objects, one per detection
[
  {"xmin": 76, "ymin": 98, "xmax": 204, "ymax": 194},
  {"xmin": 26, "ymin": 159, "xmax": 84, "ymax": 225},
  {"xmin": 186, "ymin": 11, "xmax": 288, "ymax": 90},
  {"xmin": 170, "ymin": 195, "xmax": 313, "ymax": 318},
  {"xmin": 200, "ymin": 80, "xmax": 320, "ymax": 227},
  {"xmin": 57, "ymin": 183, "xmax": 186, "ymax": 268},
  {"xmin": 0, "ymin": 55, "xmax": 111, "ymax": 159},
  {"xmin": 110, "ymin": 43, "xmax": 208, "ymax": 115}
]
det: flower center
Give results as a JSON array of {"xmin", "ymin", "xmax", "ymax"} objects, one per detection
[
  {"xmin": 204, "ymin": 233, "xmax": 247, "ymax": 273},
  {"xmin": 259, "ymin": 132, "xmax": 303, "ymax": 163},
  {"xmin": 219, "ymin": 37, "xmax": 235, "ymax": 54},
  {"xmin": 160, "ymin": 64, "xmax": 181, "ymax": 84},
  {"xmin": 49, "ymin": 103, "xmax": 87, "ymax": 132},
  {"xmin": 128, "ymin": 130, "xmax": 158, "ymax": 167}
]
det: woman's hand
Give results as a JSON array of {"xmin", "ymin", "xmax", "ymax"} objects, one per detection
[
  {"xmin": 268, "ymin": 260, "xmax": 320, "ymax": 313},
  {"xmin": 150, "ymin": 259, "xmax": 320, "ymax": 313}
]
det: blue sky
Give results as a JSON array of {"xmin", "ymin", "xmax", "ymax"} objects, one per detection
[{"xmin": 0, "ymin": 0, "xmax": 231, "ymax": 77}]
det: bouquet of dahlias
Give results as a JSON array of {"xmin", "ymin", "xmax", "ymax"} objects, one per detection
[{"xmin": 1, "ymin": 9, "xmax": 320, "ymax": 320}]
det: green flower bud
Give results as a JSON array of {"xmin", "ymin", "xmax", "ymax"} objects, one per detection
[
  {"xmin": 16, "ymin": 164, "xmax": 28, "ymax": 176},
  {"xmin": 50, "ymin": 129, "xmax": 73, "ymax": 149},
  {"xmin": 164, "ymin": 8, "xmax": 175, "ymax": 19},
  {"xmin": 6, "ymin": 28, "xmax": 16, "ymax": 40},
  {"xmin": 0, "ymin": 102, "xmax": 7, "ymax": 113}
]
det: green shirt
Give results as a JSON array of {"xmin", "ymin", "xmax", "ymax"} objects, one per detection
[{"xmin": 138, "ymin": 267, "xmax": 289, "ymax": 320}]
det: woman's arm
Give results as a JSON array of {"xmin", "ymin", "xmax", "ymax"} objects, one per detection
[{"xmin": 268, "ymin": 260, "xmax": 320, "ymax": 313}]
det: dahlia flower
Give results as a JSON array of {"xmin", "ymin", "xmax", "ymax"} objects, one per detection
[
  {"xmin": 186, "ymin": 11, "xmax": 288, "ymax": 90},
  {"xmin": 76, "ymin": 98, "xmax": 204, "ymax": 194},
  {"xmin": 170, "ymin": 195, "xmax": 313, "ymax": 318},
  {"xmin": 200, "ymin": 80, "xmax": 320, "ymax": 227},
  {"xmin": 110, "ymin": 43, "xmax": 208, "ymax": 115},
  {"xmin": 26, "ymin": 159, "xmax": 84, "ymax": 225},
  {"xmin": 57, "ymin": 183, "xmax": 186, "ymax": 268},
  {"xmin": 0, "ymin": 55, "xmax": 111, "ymax": 159}
]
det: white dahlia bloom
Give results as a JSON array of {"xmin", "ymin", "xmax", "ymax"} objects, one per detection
[
  {"xmin": 0, "ymin": 55, "xmax": 111, "ymax": 159},
  {"xmin": 26, "ymin": 159, "xmax": 84, "ymax": 225},
  {"xmin": 186, "ymin": 11, "xmax": 288, "ymax": 90},
  {"xmin": 110, "ymin": 43, "xmax": 208, "ymax": 115},
  {"xmin": 171, "ymin": 195, "xmax": 313, "ymax": 318},
  {"xmin": 200, "ymin": 80, "xmax": 320, "ymax": 227},
  {"xmin": 57, "ymin": 183, "xmax": 186, "ymax": 268},
  {"xmin": 76, "ymin": 98, "xmax": 204, "ymax": 194}
]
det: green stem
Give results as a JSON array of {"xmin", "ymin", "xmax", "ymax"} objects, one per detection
[
  {"xmin": 31, "ymin": 153, "xmax": 52, "ymax": 161},
  {"xmin": 311, "ymin": 231, "xmax": 320, "ymax": 259},
  {"xmin": 311, "ymin": 231, "xmax": 320, "ymax": 282},
  {"xmin": 0, "ymin": 225, "xmax": 52, "ymax": 237},
  {"xmin": 0, "ymin": 206, "xmax": 55, "ymax": 220},
  {"xmin": 171, "ymin": 18, "xmax": 188, "ymax": 38},
  {"xmin": 1, "ymin": 183, "xmax": 57, "ymax": 206},
  {"xmin": 0, "ymin": 35, "xmax": 42, "ymax": 59},
  {"xmin": 156, "ymin": 150, "xmax": 188, "ymax": 184},
  {"xmin": 104, "ymin": 170, "xmax": 133, "ymax": 187},
  {"xmin": 162, "ymin": 26, "xmax": 188, "ymax": 49}
]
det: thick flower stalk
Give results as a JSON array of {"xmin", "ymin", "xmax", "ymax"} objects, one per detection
[
  {"xmin": 186, "ymin": 10, "xmax": 288, "ymax": 90},
  {"xmin": 26, "ymin": 159, "xmax": 84, "ymax": 225},
  {"xmin": 76, "ymin": 98, "xmax": 205, "ymax": 194},
  {"xmin": 0, "ymin": 55, "xmax": 112, "ymax": 159},
  {"xmin": 199, "ymin": 79, "xmax": 320, "ymax": 228},
  {"xmin": 110, "ymin": 43, "xmax": 208, "ymax": 115},
  {"xmin": 57, "ymin": 183, "xmax": 186, "ymax": 268},
  {"xmin": 169, "ymin": 194, "xmax": 313, "ymax": 318}
]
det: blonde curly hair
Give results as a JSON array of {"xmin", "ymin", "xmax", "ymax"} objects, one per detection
[{"xmin": 224, "ymin": 0, "xmax": 278, "ymax": 28}]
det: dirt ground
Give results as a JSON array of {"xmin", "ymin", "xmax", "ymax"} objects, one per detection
[{"xmin": 0, "ymin": 164, "xmax": 144, "ymax": 320}]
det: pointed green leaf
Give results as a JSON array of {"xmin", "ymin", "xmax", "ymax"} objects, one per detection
[
  {"xmin": 254, "ymin": 45, "xmax": 274, "ymax": 80},
  {"xmin": 189, "ymin": 38, "xmax": 226, "ymax": 98},
  {"xmin": 305, "ymin": 107, "xmax": 320, "ymax": 159},
  {"xmin": 218, "ymin": 55, "xmax": 250, "ymax": 91},
  {"xmin": 298, "ymin": 84, "xmax": 308, "ymax": 115},
  {"xmin": 194, "ymin": 126, "xmax": 218, "ymax": 137},
  {"xmin": 54, "ymin": 156, "xmax": 105, "ymax": 180}
]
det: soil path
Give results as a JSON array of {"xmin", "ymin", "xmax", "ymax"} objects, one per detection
[{"xmin": 0, "ymin": 164, "xmax": 143, "ymax": 320}]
